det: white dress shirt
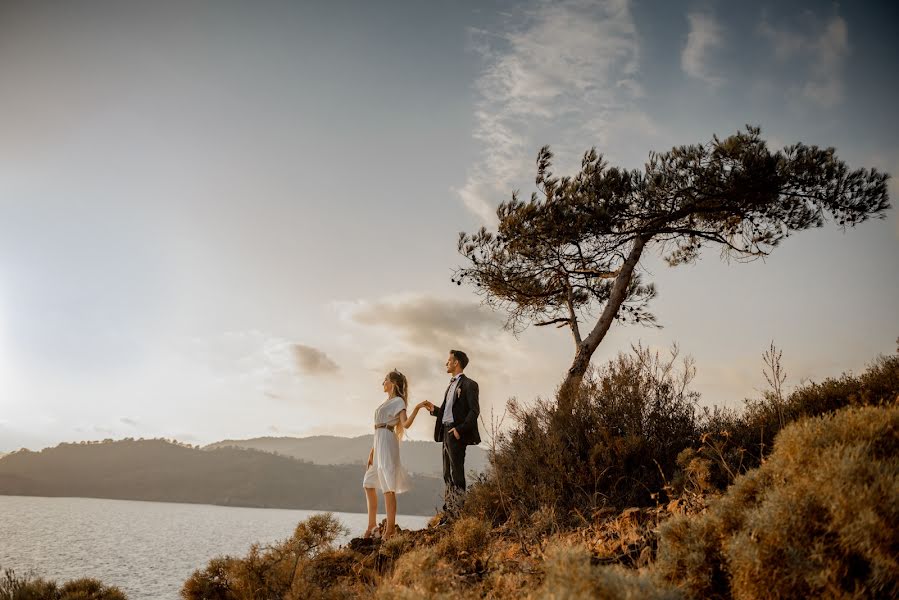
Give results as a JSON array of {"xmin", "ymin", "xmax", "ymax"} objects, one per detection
[{"xmin": 442, "ymin": 374, "xmax": 462, "ymax": 425}]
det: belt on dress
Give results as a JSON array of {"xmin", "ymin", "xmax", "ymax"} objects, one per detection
[{"xmin": 374, "ymin": 423, "xmax": 395, "ymax": 431}]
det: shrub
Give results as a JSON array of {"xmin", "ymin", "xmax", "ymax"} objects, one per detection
[
  {"xmin": 179, "ymin": 557, "xmax": 238, "ymax": 600},
  {"xmin": 436, "ymin": 517, "xmax": 490, "ymax": 559},
  {"xmin": 0, "ymin": 569, "xmax": 127, "ymax": 600},
  {"xmin": 379, "ymin": 546, "xmax": 451, "ymax": 598},
  {"xmin": 380, "ymin": 532, "xmax": 415, "ymax": 562},
  {"xmin": 467, "ymin": 344, "xmax": 701, "ymax": 524},
  {"xmin": 696, "ymin": 353, "xmax": 898, "ymax": 488},
  {"xmin": 181, "ymin": 513, "xmax": 348, "ymax": 600},
  {"xmin": 655, "ymin": 404, "xmax": 899, "ymax": 599},
  {"xmin": 56, "ymin": 579, "xmax": 128, "ymax": 600},
  {"xmin": 537, "ymin": 543, "xmax": 680, "ymax": 600}
]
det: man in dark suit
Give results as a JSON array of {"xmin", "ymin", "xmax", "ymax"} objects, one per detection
[{"xmin": 423, "ymin": 349, "xmax": 480, "ymax": 517}]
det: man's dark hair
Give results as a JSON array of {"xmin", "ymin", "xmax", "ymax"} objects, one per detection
[{"xmin": 450, "ymin": 349, "xmax": 469, "ymax": 370}]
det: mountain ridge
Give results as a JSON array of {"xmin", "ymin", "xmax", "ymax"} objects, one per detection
[
  {"xmin": 203, "ymin": 434, "xmax": 489, "ymax": 478},
  {"xmin": 0, "ymin": 439, "xmax": 443, "ymax": 515}
]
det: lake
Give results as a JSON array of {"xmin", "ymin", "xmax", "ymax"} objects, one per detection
[{"xmin": 0, "ymin": 495, "xmax": 431, "ymax": 599}]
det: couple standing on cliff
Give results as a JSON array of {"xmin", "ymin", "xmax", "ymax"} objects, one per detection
[{"xmin": 362, "ymin": 349, "xmax": 480, "ymax": 540}]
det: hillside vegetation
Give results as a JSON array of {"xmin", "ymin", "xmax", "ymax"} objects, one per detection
[
  {"xmin": 180, "ymin": 348, "xmax": 898, "ymax": 599},
  {"xmin": 0, "ymin": 439, "xmax": 442, "ymax": 515}
]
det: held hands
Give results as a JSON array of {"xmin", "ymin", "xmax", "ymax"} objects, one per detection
[{"xmin": 419, "ymin": 400, "xmax": 435, "ymax": 412}]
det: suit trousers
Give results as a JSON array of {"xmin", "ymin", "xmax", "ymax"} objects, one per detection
[{"xmin": 442, "ymin": 423, "xmax": 467, "ymax": 512}]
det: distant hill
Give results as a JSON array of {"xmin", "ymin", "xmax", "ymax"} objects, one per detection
[
  {"xmin": 0, "ymin": 439, "xmax": 443, "ymax": 515},
  {"xmin": 204, "ymin": 435, "xmax": 489, "ymax": 478}
]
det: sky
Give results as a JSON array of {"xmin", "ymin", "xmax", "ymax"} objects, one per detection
[{"xmin": 1, "ymin": 0, "xmax": 897, "ymax": 452}]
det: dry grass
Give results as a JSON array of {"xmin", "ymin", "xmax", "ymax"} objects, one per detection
[
  {"xmin": 537, "ymin": 543, "xmax": 680, "ymax": 600},
  {"xmin": 694, "ymin": 353, "xmax": 899, "ymax": 489},
  {"xmin": 656, "ymin": 404, "xmax": 899, "ymax": 599}
]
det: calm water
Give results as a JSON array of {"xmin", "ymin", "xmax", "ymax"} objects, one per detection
[{"xmin": 0, "ymin": 495, "xmax": 430, "ymax": 599}]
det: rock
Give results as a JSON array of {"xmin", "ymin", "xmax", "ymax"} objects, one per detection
[{"xmin": 348, "ymin": 536, "xmax": 380, "ymax": 553}]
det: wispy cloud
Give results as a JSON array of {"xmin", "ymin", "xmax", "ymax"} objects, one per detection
[
  {"xmin": 682, "ymin": 12, "xmax": 724, "ymax": 86},
  {"xmin": 459, "ymin": 0, "xmax": 646, "ymax": 224},
  {"xmin": 759, "ymin": 15, "xmax": 849, "ymax": 107}
]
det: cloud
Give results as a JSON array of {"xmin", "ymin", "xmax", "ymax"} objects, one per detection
[
  {"xmin": 343, "ymin": 294, "xmax": 504, "ymax": 350},
  {"xmin": 119, "ymin": 417, "xmax": 139, "ymax": 427},
  {"xmin": 758, "ymin": 15, "xmax": 849, "ymax": 108},
  {"xmin": 459, "ymin": 0, "xmax": 647, "ymax": 224},
  {"xmin": 336, "ymin": 293, "xmax": 515, "ymax": 386},
  {"xmin": 292, "ymin": 344, "xmax": 339, "ymax": 375},
  {"xmin": 182, "ymin": 330, "xmax": 338, "ymax": 400},
  {"xmin": 682, "ymin": 12, "xmax": 724, "ymax": 86}
]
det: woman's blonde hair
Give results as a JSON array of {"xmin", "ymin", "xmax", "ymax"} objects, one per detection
[{"xmin": 386, "ymin": 369, "xmax": 409, "ymax": 440}]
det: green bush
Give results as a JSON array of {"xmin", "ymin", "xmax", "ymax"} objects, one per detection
[{"xmin": 656, "ymin": 404, "xmax": 899, "ymax": 599}]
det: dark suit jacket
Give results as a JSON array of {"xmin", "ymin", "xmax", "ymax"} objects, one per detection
[{"xmin": 430, "ymin": 374, "xmax": 481, "ymax": 445}]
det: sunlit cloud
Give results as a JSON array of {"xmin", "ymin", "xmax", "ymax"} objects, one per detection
[
  {"xmin": 336, "ymin": 293, "xmax": 508, "ymax": 381},
  {"xmin": 292, "ymin": 344, "xmax": 339, "ymax": 375}
]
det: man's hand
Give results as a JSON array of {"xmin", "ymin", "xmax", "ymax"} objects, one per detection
[
  {"xmin": 449, "ymin": 428, "xmax": 460, "ymax": 440},
  {"xmin": 422, "ymin": 400, "xmax": 435, "ymax": 412}
]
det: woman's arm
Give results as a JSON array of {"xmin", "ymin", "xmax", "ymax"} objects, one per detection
[{"xmin": 398, "ymin": 401, "xmax": 429, "ymax": 429}]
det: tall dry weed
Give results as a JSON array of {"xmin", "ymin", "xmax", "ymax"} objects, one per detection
[{"xmin": 697, "ymin": 354, "xmax": 898, "ymax": 488}]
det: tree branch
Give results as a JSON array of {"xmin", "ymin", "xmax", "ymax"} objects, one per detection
[{"xmin": 535, "ymin": 317, "xmax": 571, "ymax": 328}]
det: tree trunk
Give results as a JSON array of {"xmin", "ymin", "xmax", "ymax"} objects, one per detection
[{"xmin": 559, "ymin": 235, "xmax": 648, "ymax": 409}]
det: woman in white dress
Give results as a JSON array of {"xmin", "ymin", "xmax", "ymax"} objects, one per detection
[{"xmin": 363, "ymin": 369, "xmax": 428, "ymax": 539}]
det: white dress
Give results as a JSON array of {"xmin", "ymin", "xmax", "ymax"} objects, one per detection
[{"xmin": 362, "ymin": 396, "xmax": 411, "ymax": 494}]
